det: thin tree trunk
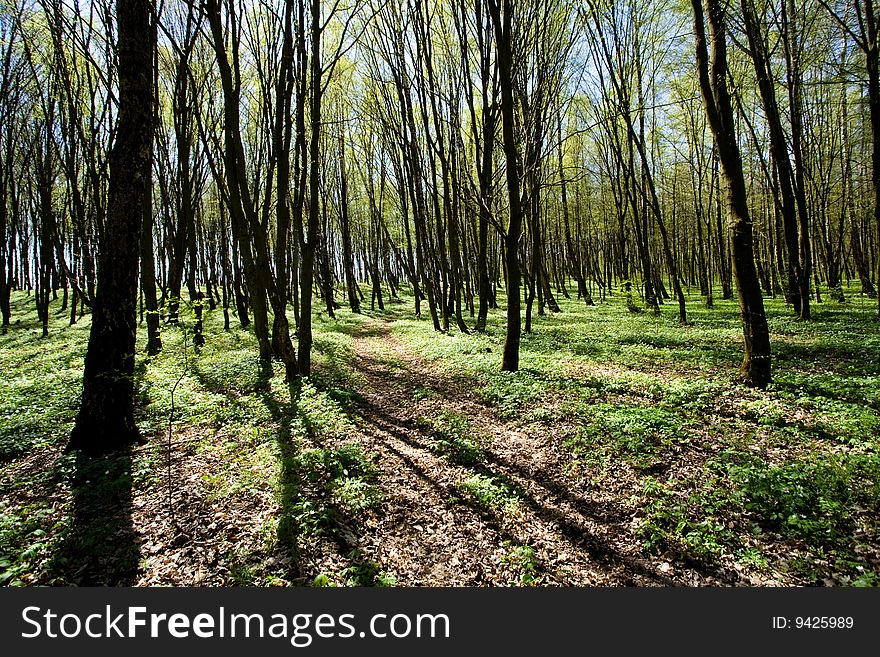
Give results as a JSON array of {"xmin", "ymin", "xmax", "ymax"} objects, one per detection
[
  {"xmin": 488, "ymin": 0, "xmax": 522, "ymax": 372},
  {"xmin": 693, "ymin": 0, "xmax": 771, "ymax": 388}
]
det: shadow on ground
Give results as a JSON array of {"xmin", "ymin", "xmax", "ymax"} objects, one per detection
[{"xmin": 50, "ymin": 450, "xmax": 140, "ymax": 585}]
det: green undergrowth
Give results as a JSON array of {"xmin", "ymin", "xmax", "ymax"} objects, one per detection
[
  {"xmin": 417, "ymin": 411, "xmax": 486, "ymax": 466},
  {"xmin": 3, "ymin": 281, "xmax": 880, "ymax": 586},
  {"xmin": 313, "ymin": 549, "xmax": 397, "ymax": 588},
  {"xmin": 456, "ymin": 473, "xmax": 521, "ymax": 513},
  {"xmin": 0, "ymin": 291, "xmax": 393, "ymax": 585},
  {"xmin": 389, "ymin": 285, "xmax": 880, "ymax": 584}
]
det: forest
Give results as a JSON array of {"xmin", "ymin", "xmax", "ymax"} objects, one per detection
[{"xmin": 0, "ymin": 0, "xmax": 879, "ymax": 588}]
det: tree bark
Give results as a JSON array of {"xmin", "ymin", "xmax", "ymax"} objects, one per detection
[
  {"xmin": 693, "ymin": 0, "xmax": 771, "ymax": 388},
  {"xmin": 69, "ymin": 0, "xmax": 154, "ymax": 453},
  {"xmin": 488, "ymin": 0, "xmax": 522, "ymax": 372}
]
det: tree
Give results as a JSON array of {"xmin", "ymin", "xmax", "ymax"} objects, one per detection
[
  {"xmin": 68, "ymin": 0, "xmax": 155, "ymax": 453},
  {"xmin": 820, "ymin": 0, "xmax": 880, "ymax": 316},
  {"xmin": 692, "ymin": 0, "xmax": 772, "ymax": 387},
  {"xmin": 740, "ymin": 0, "xmax": 813, "ymax": 320},
  {"xmin": 487, "ymin": 0, "xmax": 523, "ymax": 371}
]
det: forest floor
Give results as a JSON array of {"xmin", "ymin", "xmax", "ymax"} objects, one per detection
[{"xmin": 2, "ymin": 286, "xmax": 880, "ymax": 587}]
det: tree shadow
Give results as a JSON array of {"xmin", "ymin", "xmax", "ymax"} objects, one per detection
[
  {"xmin": 344, "ymin": 343, "xmax": 753, "ymax": 586},
  {"xmin": 350, "ymin": 390, "xmax": 687, "ymax": 586},
  {"xmin": 268, "ymin": 380, "xmax": 304, "ymax": 580},
  {"xmin": 50, "ymin": 450, "xmax": 140, "ymax": 585},
  {"xmin": 258, "ymin": 376, "xmax": 393, "ymax": 586}
]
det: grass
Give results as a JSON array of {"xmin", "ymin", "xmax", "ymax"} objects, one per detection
[
  {"xmin": 1, "ymin": 279, "xmax": 879, "ymax": 586},
  {"xmin": 417, "ymin": 411, "xmax": 486, "ymax": 466},
  {"xmin": 388, "ymin": 283, "xmax": 880, "ymax": 585}
]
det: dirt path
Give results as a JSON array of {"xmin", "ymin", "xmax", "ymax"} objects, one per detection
[{"xmin": 335, "ymin": 318, "xmax": 687, "ymax": 586}]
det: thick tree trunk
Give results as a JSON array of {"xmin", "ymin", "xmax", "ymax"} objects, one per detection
[{"xmin": 69, "ymin": 0, "xmax": 153, "ymax": 453}]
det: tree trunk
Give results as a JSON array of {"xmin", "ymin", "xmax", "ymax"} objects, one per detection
[
  {"xmin": 69, "ymin": 0, "xmax": 153, "ymax": 453},
  {"xmin": 693, "ymin": 0, "xmax": 771, "ymax": 388},
  {"xmin": 298, "ymin": 0, "xmax": 322, "ymax": 376},
  {"xmin": 488, "ymin": 0, "xmax": 522, "ymax": 372}
]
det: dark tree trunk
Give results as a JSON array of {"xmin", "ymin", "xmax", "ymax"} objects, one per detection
[
  {"xmin": 339, "ymin": 131, "xmax": 361, "ymax": 314},
  {"xmin": 488, "ymin": 0, "xmax": 522, "ymax": 372},
  {"xmin": 0, "ymin": 153, "xmax": 10, "ymax": 333},
  {"xmin": 693, "ymin": 0, "xmax": 771, "ymax": 388},
  {"xmin": 863, "ymin": 0, "xmax": 880, "ymax": 316},
  {"xmin": 141, "ymin": 173, "xmax": 161, "ymax": 355},
  {"xmin": 69, "ymin": 0, "xmax": 154, "ymax": 454},
  {"xmin": 142, "ymin": 25, "xmax": 161, "ymax": 355},
  {"xmin": 298, "ymin": 0, "xmax": 322, "ymax": 376},
  {"xmin": 205, "ymin": 0, "xmax": 272, "ymax": 362}
]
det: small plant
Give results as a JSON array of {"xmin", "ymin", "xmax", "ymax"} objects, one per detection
[
  {"xmin": 340, "ymin": 551, "xmax": 397, "ymax": 587},
  {"xmin": 637, "ymin": 477, "xmax": 741, "ymax": 561},
  {"xmin": 458, "ymin": 474, "xmax": 520, "ymax": 513},
  {"xmin": 289, "ymin": 499, "xmax": 335, "ymax": 538},
  {"xmin": 737, "ymin": 547, "xmax": 769, "ymax": 569},
  {"xmin": 851, "ymin": 571, "xmax": 879, "ymax": 588},
  {"xmin": 312, "ymin": 573, "xmax": 334, "ymax": 587},
  {"xmin": 295, "ymin": 383, "xmax": 355, "ymax": 438},
  {"xmin": 330, "ymin": 477, "xmax": 384, "ymax": 514},
  {"xmin": 0, "ymin": 502, "xmax": 57, "ymax": 586},
  {"xmin": 501, "ymin": 542, "xmax": 541, "ymax": 585},
  {"xmin": 412, "ymin": 387, "xmax": 435, "ymax": 401},
  {"xmin": 567, "ymin": 404, "xmax": 685, "ymax": 470},
  {"xmin": 729, "ymin": 456, "xmax": 859, "ymax": 545},
  {"xmin": 419, "ymin": 411, "xmax": 485, "ymax": 466},
  {"xmin": 483, "ymin": 372, "xmax": 549, "ymax": 419},
  {"xmin": 293, "ymin": 443, "xmax": 377, "ymax": 485},
  {"xmin": 227, "ymin": 555, "xmax": 256, "ymax": 586}
]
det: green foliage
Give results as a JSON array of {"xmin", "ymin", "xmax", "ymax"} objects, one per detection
[
  {"xmin": 501, "ymin": 542, "xmax": 541, "ymax": 585},
  {"xmin": 294, "ymin": 382, "xmax": 356, "ymax": 439},
  {"xmin": 340, "ymin": 553, "xmax": 397, "ymax": 587},
  {"xmin": 418, "ymin": 411, "xmax": 485, "ymax": 465},
  {"xmin": 312, "ymin": 550, "xmax": 397, "ymax": 587},
  {"xmin": 287, "ymin": 499, "xmax": 336, "ymax": 539},
  {"xmin": 3, "ymin": 287, "xmax": 880, "ymax": 586},
  {"xmin": 636, "ymin": 447, "xmax": 880, "ymax": 579},
  {"xmin": 658, "ymin": 378, "xmax": 728, "ymax": 411},
  {"xmin": 228, "ymin": 556, "xmax": 257, "ymax": 586},
  {"xmin": 412, "ymin": 386, "xmax": 435, "ymax": 401},
  {"xmin": 292, "ymin": 443, "xmax": 377, "ymax": 484},
  {"xmin": 0, "ymin": 303, "xmax": 87, "ymax": 460},
  {"xmin": 729, "ymin": 454, "xmax": 880, "ymax": 545},
  {"xmin": 0, "ymin": 502, "xmax": 57, "ymax": 586},
  {"xmin": 483, "ymin": 372, "xmax": 549, "ymax": 419},
  {"xmin": 457, "ymin": 474, "xmax": 520, "ymax": 513},
  {"xmin": 567, "ymin": 403, "xmax": 686, "ymax": 470},
  {"xmin": 330, "ymin": 477, "xmax": 384, "ymax": 514},
  {"xmin": 279, "ymin": 442, "xmax": 382, "ymax": 545},
  {"xmin": 637, "ymin": 477, "xmax": 741, "ymax": 561},
  {"xmin": 201, "ymin": 439, "xmax": 276, "ymax": 501}
]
